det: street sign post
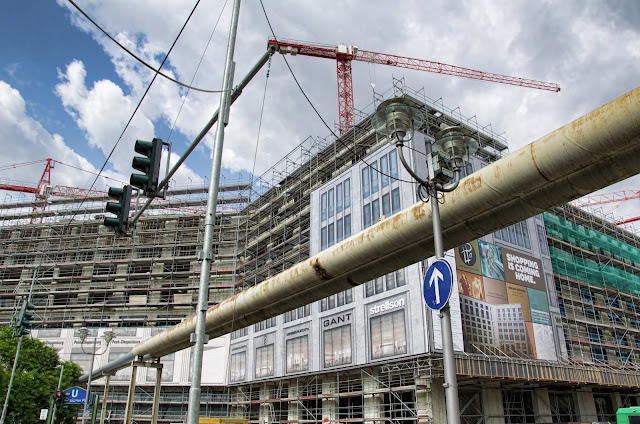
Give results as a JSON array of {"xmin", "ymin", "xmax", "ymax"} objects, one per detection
[{"xmin": 423, "ymin": 259, "xmax": 453, "ymax": 310}]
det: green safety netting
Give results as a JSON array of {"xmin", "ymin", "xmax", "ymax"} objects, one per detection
[{"xmin": 543, "ymin": 212, "xmax": 640, "ymax": 295}]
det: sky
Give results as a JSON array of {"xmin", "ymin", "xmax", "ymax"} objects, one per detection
[{"xmin": 1, "ymin": 1, "xmax": 639, "ymax": 225}]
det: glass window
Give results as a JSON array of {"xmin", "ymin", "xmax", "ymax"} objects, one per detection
[
  {"xmin": 395, "ymin": 269, "xmax": 406, "ymax": 287},
  {"xmin": 321, "ymin": 289, "xmax": 353, "ymax": 312},
  {"xmin": 370, "ymin": 309, "xmax": 407, "ymax": 359},
  {"xmin": 337, "ymin": 218, "xmax": 343, "ymax": 242},
  {"xmin": 255, "ymin": 344, "xmax": 274, "ymax": 378},
  {"xmin": 363, "ymin": 204, "xmax": 371, "ymax": 229},
  {"xmin": 321, "ymin": 193, "xmax": 327, "ymax": 221},
  {"xmin": 382, "ymin": 193, "xmax": 391, "ymax": 217},
  {"xmin": 344, "ymin": 214, "xmax": 351, "ymax": 238},
  {"xmin": 362, "ymin": 167, "xmax": 370, "ymax": 199},
  {"xmin": 521, "ymin": 221, "xmax": 531, "ymax": 249},
  {"xmin": 336, "ymin": 183, "xmax": 343, "ymax": 213},
  {"xmin": 537, "ymin": 225, "xmax": 549, "ymax": 255},
  {"xmin": 286, "ymin": 336, "xmax": 309, "ymax": 373},
  {"xmin": 328, "ymin": 223, "xmax": 335, "ymax": 247},
  {"xmin": 230, "ymin": 352, "xmax": 246, "ymax": 382},
  {"xmin": 344, "ymin": 178, "xmax": 351, "ymax": 209},
  {"xmin": 380, "ymin": 154, "xmax": 389, "ymax": 188},
  {"xmin": 321, "ymin": 227, "xmax": 327, "ymax": 251},
  {"xmin": 391, "ymin": 188, "xmax": 401, "ymax": 214},
  {"xmin": 389, "ymin": 149, "xmax": 399, "ymax": 179},
  {"xmin": 372, "ymin": 199, "xmax": 380, "ymax": 224},
  {"xmin": 285, "ymin": 305, "xmax": 311, "ymax": 322},
  {"xmin": 371, "ymin": 162, "xmax": 379, "ymax": 194},
  {"xmin": 328, "ymin": 188, "xmax": 334, "ymax": 218},
  {"xmin": 324, "ymin": 325, "xmax": 352, "ymax": 367}
]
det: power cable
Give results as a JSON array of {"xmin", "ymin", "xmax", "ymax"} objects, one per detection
[
  {"xmin": 67, "ymin": 0, "xmax": 224, "ymax": 94},
  {"xmin": 64, "ymin": 0, "xmax": 203, "ymax": 230},
  {"xmin": 166, "ymin": 0, "xmax": 230, "ymax": 144},
  {"xmin": 259, "ymin": 0, "xmax": 416, "ymax": 185}
]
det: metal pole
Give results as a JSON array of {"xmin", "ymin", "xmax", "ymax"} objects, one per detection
[
  {"xmin": 81, "ymin": 336, "xmax": 98, "ymax": 424},
  {"xmin": 0, "ymin": 266, "xmax": 39, "ymax": 424},
  {"xmin": 0, "ymin": 336, "xmax": 23, "ymax": 424},
  {"xmin": 186, "ymin": 0, "xmax": 241, "ymax": 423},
  {"xmin": 49, "ymin": 364, "xmax": 65, "ymax": 424},
  {"xmin": 100, "ymin": 374, "xmax": 111, "ymax": 424},
  {"xmin": 430, "ymin": 195, "xmax": 460, "ymax": 424}
]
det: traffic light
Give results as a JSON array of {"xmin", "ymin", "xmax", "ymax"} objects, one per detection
[
  {"xmin": 55, "ymin": 390, "xmax": 67, "ymax": 405},
  {"xmin": 15, "ymin": 300, "xmax": 35, "ymax": 337},
  {"xmin": 130, "ymin": 138, "xmax": 163, "ymax": 197},
  {"xmin": 104, "ymin": 185, "xmax": 132, "ymax": 234}
]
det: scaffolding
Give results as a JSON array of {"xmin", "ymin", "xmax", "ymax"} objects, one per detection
[
  {"xmin": 545, "ymin": 204, "xmax": 640, "ymax": 370},
  {"xmin": 2, "ymin": 80, "xmax": 640, "ymax": 423}
]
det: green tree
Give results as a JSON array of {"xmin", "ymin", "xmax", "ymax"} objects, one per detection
[{"xmin": 0, "ymin": 327, "xmax": 83, "ymax": 424}]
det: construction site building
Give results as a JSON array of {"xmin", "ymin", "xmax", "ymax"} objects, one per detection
[{"xmin": 0, "ymin": 81, "xmax": 638, "ymax": 423}]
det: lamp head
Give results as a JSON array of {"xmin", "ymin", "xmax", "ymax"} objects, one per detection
[
  {"xmin": 433, "ymin": 125, "xmax": 478, "ymax": 165},
  {"xmin": 103, "ymin": 330, "xmax": 114, "ymax": 345},
  {"xmin": 78, "ymin": 327, "xmax": 89, "ymax": 343},
  {"xmin": 372, "ymin": 98, "xmax": 424, "ymax": 144}
]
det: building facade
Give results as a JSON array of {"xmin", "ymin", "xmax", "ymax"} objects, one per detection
[{"xmin": 1, "ymin": 82, "xmax": 639, "ymax": 423}]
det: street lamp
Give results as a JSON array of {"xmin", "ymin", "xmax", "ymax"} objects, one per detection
[
  {"xmin": 78, "ymin": 327, "xmax": 114, "ymax": 424},
  {"xmin": 373, "ymin": 98, "xmax": 477, "ymax": 424}
]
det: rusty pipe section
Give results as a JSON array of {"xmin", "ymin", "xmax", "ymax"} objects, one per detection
[
  {"xmin": 131, "ymin": 86, "xmax": 640, "ymax": 359},
  {"xmin": 82, "ymin": 86, "xmax": 640, "ymax": 377}
]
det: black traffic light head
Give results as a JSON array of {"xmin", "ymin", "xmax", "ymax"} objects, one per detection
[
  {"xmin": 15, "ymin": 300, "xmax": 35, "ymax": 337},
  {"xmin": 55, "ymin": 390, "xmax": 67, "ymax": 405},
  {"xmin": 104, "ymin": 185, "xmax": 132, "ymax": 234},
  {"xmin": 130, "ymin": 138, "xmax": 163, "ymax": 197}
]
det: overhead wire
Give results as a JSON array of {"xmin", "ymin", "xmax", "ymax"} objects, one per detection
[
  {"xmin": 66, "ymin": 0, "xmax": 224, "ymax": 94},
  {"xmin": 258, "ymin": 0, "xmax": 417, "ymax": 185},
  {"xmin": 165, "ymin": 0, "xmax": 230, "ymax": 145}
]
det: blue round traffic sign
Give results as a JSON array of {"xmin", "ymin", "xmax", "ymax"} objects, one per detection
[{"xmin": 423, "ymin": 259, "xmax": 453, "ymax": 310}]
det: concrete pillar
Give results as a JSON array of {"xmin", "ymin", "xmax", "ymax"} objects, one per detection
[
  {"xmin": 576, "ymin": 388, "xmax": 598, "ymax": 422},
  {"xmin": 415, "ymin": 376, "xmax": 446, "ymax": 424},
  {"xmin": 482, "ymin": 387, "xmax": 504, "ymax": 424},
  {"xmin": 288, "ymin": 380, "xmax": 301, "ymax": 423},
  {"xmin": 363, "ymin": 370, "xmax": 384, "ymax": 424},
  {"xmin": 532, "ymin": 389, "xmax": 553, "ymax": 423},
  {"xmin": 322, "ymin": 376, "xmax": 338, "ymax": 422},
  {"xmin": 612, "ymin": 393, "xmax": 625, "ymax": 411},
  {"xmin": 260, "ymin": 383, "xmax": 273, "ymax": 424}
]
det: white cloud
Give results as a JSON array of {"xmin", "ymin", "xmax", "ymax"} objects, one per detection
[
  {"xmin": 43, "ymin": 0, "xmax": 640, "ymax": 224},
  {"xmin": 0, "ymin": 80, "xmax": 106, "ymax": 191}
]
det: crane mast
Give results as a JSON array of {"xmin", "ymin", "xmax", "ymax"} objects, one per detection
[{"xmin": 268, "ymin": 38, "xmax": 560, "ymax": 135}]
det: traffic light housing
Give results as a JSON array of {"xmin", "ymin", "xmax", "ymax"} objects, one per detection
[
  {"xmin": 104, "ymin": 185, "xmax": 132, "ymax": 234},
  {"xmin": 130, "ymin": 138, "xmax": 163, "ymax": 197},
  {"xmin": 55, "ymin": 390, "xmax": 67, "ymax": 405},
  {"xmin": 15, "ymin": 300, "xmax": 35, "ymax": 337}
]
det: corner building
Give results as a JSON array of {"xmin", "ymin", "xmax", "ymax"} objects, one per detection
[{"xmin": 1, "ymin": 82, "xmax": 639, "ymax": 423}]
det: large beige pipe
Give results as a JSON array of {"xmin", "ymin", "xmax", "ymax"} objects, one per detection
[{"xmin": 98, "ymin": 87, "xmax": 640, "ymax": 365}]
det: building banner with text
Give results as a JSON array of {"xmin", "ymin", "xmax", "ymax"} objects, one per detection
[{"xmin": 454, "ymin": 239, "xmax": 556, "ymax": 360}]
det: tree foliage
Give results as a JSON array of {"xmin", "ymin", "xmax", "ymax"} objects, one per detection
[{"xmin": 0, "ymin": 327, "xmax": 83, "ymax": 424}]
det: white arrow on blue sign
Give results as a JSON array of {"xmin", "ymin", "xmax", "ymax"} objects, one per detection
[{"xmin": 423, "ymin": 259, "xmax": 453, "ymax": 310}]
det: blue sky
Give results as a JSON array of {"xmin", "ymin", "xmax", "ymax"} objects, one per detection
[{"xmin": 1, "ymin": 1, "xmax": 639, "ymax": 221}]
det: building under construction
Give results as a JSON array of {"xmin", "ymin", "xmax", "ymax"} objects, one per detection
[{"xmin": 1, "ymin": 82, "xmax": 639, "ymax": 423}]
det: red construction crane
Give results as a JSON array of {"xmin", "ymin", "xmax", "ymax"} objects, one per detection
[
  {"xmin": 572, "ymin": 190, "xmax": 640, "ymax": 225},
  {"xmin": 268, "ymin": 38, "xmax": 561, "ymax": 135},
  {"xmin": 0, "ymin": 159, "xmax": 108, "ymax": 223}
]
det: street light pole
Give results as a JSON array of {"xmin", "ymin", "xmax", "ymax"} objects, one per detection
[
  {"xmin": 79, "ymin": 328, "xmax": 114, "ymax": 424},
  {"xmin": 373, "ymin": 98, "xmax": 477, "ymax": 424}
]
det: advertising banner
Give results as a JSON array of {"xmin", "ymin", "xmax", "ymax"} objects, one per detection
[{"xmin": 454, "ymin": 239, "xmax": 556, "ymax": 360}]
